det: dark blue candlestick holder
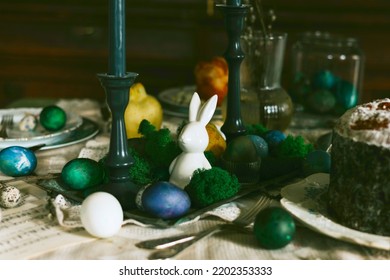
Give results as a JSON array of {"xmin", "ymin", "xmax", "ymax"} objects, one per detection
[
  {"xmin": 217, "ymin": 1, "xmax": 249, "ymax": 142},
  {"xmin": 97, "ymin": 72, "xmax": 140, "ymax": 210}
]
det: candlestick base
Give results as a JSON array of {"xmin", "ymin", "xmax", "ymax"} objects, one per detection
[{"xmin": 97, "ymin": 72, "xmax": 140, "ymax": 210}]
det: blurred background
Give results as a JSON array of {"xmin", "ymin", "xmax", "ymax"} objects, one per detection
[{"xmin": 0, "ymin": 0, "xmax": 389, "ymax": 108}]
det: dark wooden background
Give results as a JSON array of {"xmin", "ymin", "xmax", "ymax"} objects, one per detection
[{"xmin": 0, "ymin": 0, "xmax": 389, "ymax": 108}]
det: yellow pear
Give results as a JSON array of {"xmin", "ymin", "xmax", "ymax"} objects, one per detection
[
  {"xmin": 124, "ymin": 83, "xmax": 163, "ymax": 138},
  {"xmin": 205, "ymin": 122, "xmax": 226, "ymax": 158}
]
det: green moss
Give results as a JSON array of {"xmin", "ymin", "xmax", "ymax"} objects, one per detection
[
  {"xmin": 245, "ymin": 124, "xmax": 268, "ymax": 137},
  {"xmin": 128, "ymin": 149, "xmax": 154, "ymax": 186},
  {"xmin": 185, "ymin": 167, "xmax": 240, "ymax": 208},
  {"xmin": 138, "ymin": 119, "xmax": 181, "ymax": 169},
  {"xmin": 274, "ymin": 135, "xmax": 313, "ymax": 158},
  {"xmin": 99, "ymin": 148, "xmax": 154, "ymax": 186}
]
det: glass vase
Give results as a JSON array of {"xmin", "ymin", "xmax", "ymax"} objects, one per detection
[
  {"xmin": 289, "ymin": 31, "xmax": 365, "ymax": 116},
  {"xmin": 238, "ymin": 32, "xmax": 293, "ymax": 131}
]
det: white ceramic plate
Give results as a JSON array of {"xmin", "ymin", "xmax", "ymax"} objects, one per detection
[
  {"xmin": 280, "ymin": 173, "xmax": 390, "ymax": 251},
  {"xmin": 0, "ymin": 108, "xmax": 82, "ymax": 150},
  {"xmin": 158, "ymin": 85, "xmax": 223, "ymax": 119},
  {"xmin": 38, "ymin": 118, "xmax": 99, "ymax": 150}
]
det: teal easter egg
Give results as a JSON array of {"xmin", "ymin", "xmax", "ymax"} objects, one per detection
[
  {"xmin": 40, "ymin": 105, "xmax": 67, "ymax": 131},
  {"xmin": 0, "ymin": 146, "xmax": 37, "ymax": 176},
  {"xmin": 307, "ymin": 89, "xmax": 336, "ymax": 114},
  {"xmin": 264, "ymin": 130, "xmax": 286, "ymax": 149},
  {"xmin": 253, "ymin": 206, "xmax": 296, "ymax": 249},
  {"xmin": 312, "ymin": 70, "xmax": 337, "ymax": 90},
  {"xmin": 303, "ymin": 150, "xmax": 331, "ymax": 175},
  {"xmin": 334, "ymin": 80, "xmax": 358, "ymax": 109},
  {"xmin": 61, "ymin": 158, "xmax": 105, "ymax": 190},
  {"xmin": 248, "ymin": 135, "xmax": 269, "ymax": 158}
]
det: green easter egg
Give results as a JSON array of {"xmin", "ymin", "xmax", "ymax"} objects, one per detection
[
  {"xmin": 40, "ymin": 105, "xmax": 67, "ymax": 131},
  {"xmin": 223, "ymin": 135, "xmax": 259, "ymax": 162},
  {"xmin": 253, "ymin": 207, "xmax": 295, "ymax": 249},
  {"xmin": 334, "ymin": 80, "xmax": 358, "ymax": 110},
  {"xmin": 61, "ymin": 158, "xmax": 105, "ymax": 190},
  {"xmin": 312, "ymin": 70, "xmax": 337, "ymax": 90}
]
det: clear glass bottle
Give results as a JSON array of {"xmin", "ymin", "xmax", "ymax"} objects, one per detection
[
  {"xmin": 289, "ymin": 31, "xmax": 365, "ymax": 116},
  {"xmin": 236, "ymin": 31, "xmax": 294, "ymax": 131}
]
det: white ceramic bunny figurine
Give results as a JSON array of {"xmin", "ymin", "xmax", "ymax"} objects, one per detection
[{"xmin": 169, "ymin": 92, "xmax": 218, "ymax": 188}]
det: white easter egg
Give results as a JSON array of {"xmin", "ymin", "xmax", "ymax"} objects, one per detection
[{"xmin": 80, "ymin": 192, "xmax": 123, "ymax": 238}]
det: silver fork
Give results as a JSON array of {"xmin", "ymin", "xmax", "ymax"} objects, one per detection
[
  {"xmin": 0, "ymin": 114, "xmax": 14, "ymax": 138},
  {"xmin": 140, "ymin": 195, "xmax": 272, "ymax": 259}
]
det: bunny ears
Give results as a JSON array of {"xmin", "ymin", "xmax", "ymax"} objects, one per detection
[{"xmin": 189, "ymin": 92, "xmax": 218, "ymax": 125}]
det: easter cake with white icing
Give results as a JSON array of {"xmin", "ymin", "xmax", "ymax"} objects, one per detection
[{"xmin": 328, "ymin": 98, "xmax": 390, "ymax": 236}]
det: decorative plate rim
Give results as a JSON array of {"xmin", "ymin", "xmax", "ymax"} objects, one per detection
[
  {"xmin": 158, "ymin": 85, "xmax": 223, "ymax": 119},
  {"xmin": 0, "ymin": 108, "xmax": 83, "ymax": 149},
  {"xmin": 280, "ymin": 173, "xmax": 390, "ymax": 251}
]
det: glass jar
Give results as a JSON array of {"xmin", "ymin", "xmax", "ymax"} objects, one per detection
[
  {"xmin": 234, "ymin": 32, "xmax": 294, "ymax": 131},
  {"xmin": 289, "ymin": 31, "xmax": 365, "ymax": 117}
]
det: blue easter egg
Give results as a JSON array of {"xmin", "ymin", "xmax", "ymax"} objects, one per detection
[
  {"xmin": 248, "ymin": 135, "xmax": 269, "ymax": 158},
  {"xmin": 312, "ymin": 70, "xmax": 337, "ymax": 90},
  {"xmin": 0, "ymin": 146, "xmax": 37, "ymax": 176},
  {"xmin": 264, "ymin": 130, "xmax": 286, "ymax": 149},
  {"xmin": 303, "ymin": 150, "xmax": 331, "ymax": 175},
  {"xmin": 141, "ymin": 181, "xmax": 191, "ymax": 219},
  {"xmin": 334, "ymin": 80, "xmax": 358, "ymax": 110}
]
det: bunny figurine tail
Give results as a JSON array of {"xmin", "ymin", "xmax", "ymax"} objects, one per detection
[{"xmin": 168, "ymin": 93, "xmax": 218, "ymax": 188}]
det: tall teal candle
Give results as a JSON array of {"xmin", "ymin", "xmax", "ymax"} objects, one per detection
[{"xmin": 109, "ymin": 0, "xmax": 126, "ymax": 76}]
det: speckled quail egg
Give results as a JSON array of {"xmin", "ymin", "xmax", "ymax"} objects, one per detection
[
  {"xmin": 0, "ymin": 185, "xmax": 23, "ymax": 208},
  {"xmin": 18, "ymin": 113, "xmax": 38, "ymax": 132}
]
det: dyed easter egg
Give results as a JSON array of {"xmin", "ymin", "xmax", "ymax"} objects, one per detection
[
  {"xmin": 312, "ymin": 70, "xmax": 337, "ymax": 90},
  {"xmin": 221, "ymin": 135, "xmax": 262, "ymax": 183},
  {"xmin": 247, "ymin": 135, "xmax": 269, "ymax": 159},
  {"xmin": 140, "ymin": 181, "xmax": 191, "ymax": 219},
  {"xmin": 0, "ymin": 185, "xmax": 22, "ymax": 208},
  {"xmin": 0, "ymin": 146, "xmax": 37, "ymax": 176},
  {"xmin": 80, "ymin": 192, "xmax": 123, "ymax": 238},
  {"xmin": 303, "ymin": 150, "xmax": 331, "ymax": 175},
  {"xmin": 19, "ymin": 113, "xmax": 38, "ymax": 131},
  {"xmin": 253, "ymin": 206, "xmax": 295, "ymax": 249},
  {"xmin": 39, "ymin": 105, "xmax": 67, "ymax": 131},
  {"xmin": 334, "ymin": 79, "xmax": 358, "ymax": 110},
  {"xmin": 223, "ymin": 135, "xmax": 260, "ymax": 162},
  {"xmin": 61, "ymin": 158, "xmax": 105, "ymax": 190},
  {"xmin": 264, "ymin": 130, "xmax": 286, "ymax": 149},
  {"xmin": 307, "ymin": 89, "xmax": 336, "ymax": 114}
]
